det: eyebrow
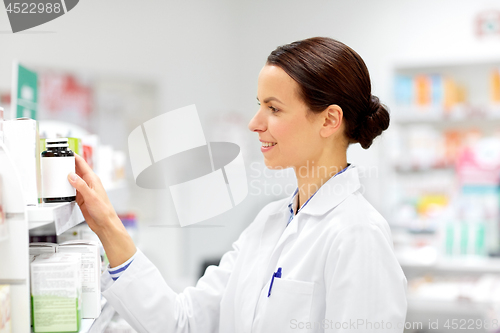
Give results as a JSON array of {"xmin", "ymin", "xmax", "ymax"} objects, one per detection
[{"xmin": 256, "ymin": 96, "xmax": 285, "ymax": 105}]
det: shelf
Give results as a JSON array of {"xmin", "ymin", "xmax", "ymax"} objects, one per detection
[
  {"xmin": 88, "ymin": 299, "xmax": 115, "ymax": 333},
  {"xmin": 407, "ymin": 296, "xmax": 491, "ymax": 316},
  {"xmin": 392, "ymin": 56, "xmax": 500, "ymax": 70},
  {"xmin": 393, "ymin": 165, "xmax": 455, "ymax": 173},
  {"xmin": 399, "ymin": 256, "xmax": 500, "ymax": 274},
  {"xmin": 26, "ymin": 179, "xmax": 126, "ymax": 234},
  {"xmin": 0, "ymin": 278, "xmax": 27, "ymax": 285},
  {"xmin": 392, "ymin": 109, "xmax": 500, "ymax": 125},
  {"xmin": 27, "ymin": 202, "xmax": 85, "ymax": 235}
]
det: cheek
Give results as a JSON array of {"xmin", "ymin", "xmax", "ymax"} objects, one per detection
[
  {"xmin": 270, "ymin": 122, "xmax": 288, "ymax": 141},
  {"xmin": 269, "ymin": 118, "xmax": 296, "ymax": 145},
  {"xmin": 271, "ymin": 119, "xmax": 310, "ymax": 152}
]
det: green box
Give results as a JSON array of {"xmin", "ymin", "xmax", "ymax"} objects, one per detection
[{"xmin": 31, "ymin": 253, "xmax": 82, "ymax": 333}]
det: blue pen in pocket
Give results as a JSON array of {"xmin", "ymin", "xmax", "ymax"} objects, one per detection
[{"xmin": 267, "ymin": 267, "xmax": 282, "ymax": 297}]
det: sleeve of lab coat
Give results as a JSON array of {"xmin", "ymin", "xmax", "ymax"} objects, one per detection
[
  {"xmin": 324, "ymin": 222, "xmax": 408, "ymax": 333},
  {"xmin": 100, "ymin": 226, "xmax": 249, "ymax": 333}
]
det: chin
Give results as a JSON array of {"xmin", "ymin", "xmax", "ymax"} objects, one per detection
[
  {"xmin": 263, "ymin": 160, "xmax": 278, "ymax": 170},
  {"xmin": 263, "ymin": 160, "xmax": 288, "ymax": 171}
]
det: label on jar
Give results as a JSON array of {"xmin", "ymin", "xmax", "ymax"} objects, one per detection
[{"xmin": 41, "ymin": 156, "xmax": 76, "ymax": 198}]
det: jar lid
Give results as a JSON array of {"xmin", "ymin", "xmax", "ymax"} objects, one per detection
[
  {"xmin": 46, "ymin": 137, "xmax": 69, "ymax": 148},
  {"xmin": 47, "ymin": 144, "xmax": 69, "ymax": 148},
  {"xmin": 46, "ymin": 138, "xmax": 69, "ymax": 143}
]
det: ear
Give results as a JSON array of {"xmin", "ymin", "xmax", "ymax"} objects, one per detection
[{"xmin": 319, "ymin": 105, "xmax": 343, "ymax": 138}]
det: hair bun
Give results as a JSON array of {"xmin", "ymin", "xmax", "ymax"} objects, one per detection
[
  {"xmin": 355, "ymin": 95, "xmax": 390, "ymax": 149},
  {"xmin": 368, "ymin": 95, "xmax": 380, "ymax": 118}
]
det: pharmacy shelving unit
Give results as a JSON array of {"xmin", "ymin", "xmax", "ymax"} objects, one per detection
[
  {"xmin": 388, "ymin": 59, "xmax": 500, "ymax": 332},
  {"xmin": 0, "ymin": 143, "xmax": 116, "ymax": 332}
]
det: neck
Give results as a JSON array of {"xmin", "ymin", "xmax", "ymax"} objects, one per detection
[{"xmin": 293, "ymin": 155, "xmax": 348, "ymax": 211}]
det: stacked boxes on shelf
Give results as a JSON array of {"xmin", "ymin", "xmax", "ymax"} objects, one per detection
[
  {"xmin": 391, "ymin": 126, "xmax": 490, "ymax": 170},
  {"xmin": 391, "ymin": 63, "xmax": 500, "ymax": 260},
  {"xmin": 392, "ymin": 137, "xmax": 500, "ymax": 258},
  {"xmin": 1, "ymin": 117, "xmax": 127, "ymax": 207},
  {"xmin": 395, "ymin": 67, "xmax": 500, "ymax": 119},
  {"xmin": 57, "ymin": 241, "xmax": 102, "ymax": 319},
  {"xmin": 0, "ymin": 62, "xmax": 128, "ymax": 332},
  {"xmin": 446, "ymin": 138, "xmax": 500, "ymax": 257},
  {"xmin": 490, "ymin": 68, "xmax": 500, "ymax": 104},
  {"xmin": 31, "ymin": 253, "xmax": 82, "ymax": 333},
  {"xmin": 394, "ymin": 73, "xmax": 467, "ymax": 118},
  {"xmin": 29, "ymin": 241, "xmax": 101, "ymax": 332}
]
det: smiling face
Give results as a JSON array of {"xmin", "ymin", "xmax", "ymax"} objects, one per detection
[{"xmin": 248, "ymin": 65, "xmax": 330, "ymax": 170}]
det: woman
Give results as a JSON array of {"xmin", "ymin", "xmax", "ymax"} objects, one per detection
[{"xmin": 68, "ymin": 37, "xmax": 407, "ymax": 332}]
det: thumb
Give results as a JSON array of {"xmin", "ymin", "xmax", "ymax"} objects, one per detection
[{"xmin": 68, "ymin": 172, "xmax": 93, "ymax": 198}]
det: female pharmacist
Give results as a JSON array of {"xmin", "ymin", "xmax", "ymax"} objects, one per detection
[{"xmin": 68, "ymin": 37, "xmax": 407, "ymax": 333}]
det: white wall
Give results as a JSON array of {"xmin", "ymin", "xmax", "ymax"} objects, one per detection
[{"xmin": 2, "ymin": 0, "xmax": 500, "ymax": 285}]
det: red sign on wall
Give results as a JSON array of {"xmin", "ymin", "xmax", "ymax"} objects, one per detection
[{"xmin": 39, "ymin": 72, "xmax": 93, "ymax": 120}]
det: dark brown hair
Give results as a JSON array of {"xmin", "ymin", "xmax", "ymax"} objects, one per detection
[{"xmin": 266, "ymin": 37, "xmax": 389, "ymax": 149}]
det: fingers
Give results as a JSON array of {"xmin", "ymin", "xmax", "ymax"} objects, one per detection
[
  {"xmin": 74, "ymin": 153, "xmax": 95, "ymax": 180},
  {"xmin": 75, "ymin": 191, "xmax": 84, "ymax": 207},
  {"xmin": 67, "ymin": 172, "xmax": 94, "ymax": 200}
]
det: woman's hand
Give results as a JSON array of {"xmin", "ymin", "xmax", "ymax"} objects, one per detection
[
  {"xmin": 68, "ymin": 153, "xmax": 136, "ymax": 267},
  {"xmin": 67, "ymin": 153, "xmax": 117, "ymax": 234}
]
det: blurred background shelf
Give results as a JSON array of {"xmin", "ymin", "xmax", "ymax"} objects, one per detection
[
  {"xmin": 392, "ymin": 107, "xmax": 500, "ymax": 124},
  {"xmin": 407, "ymin": 297, "xmax": 491, "ymax": 316},
  {"xmin": 393, "ymin": 164, "xmax": 455, "ymax": 173},
  {"xmin": 399, "ymin": 255, "xmax": 500, "ymax": 274},
  {"xmin": 388, "ymin": 58, "xmax": 500, "ymax": 333}
]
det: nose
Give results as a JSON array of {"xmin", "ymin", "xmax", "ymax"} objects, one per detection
[{"xmin": 248, "ymin": 107, "xmax": 267, "ymax": 133}]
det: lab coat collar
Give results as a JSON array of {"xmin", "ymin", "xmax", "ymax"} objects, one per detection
[{"xmin": 294, "ymin": 164, "xmax": 360, "ymax": 217}]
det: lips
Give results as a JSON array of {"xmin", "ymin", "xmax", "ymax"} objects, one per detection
[{"xmin": 260, "ymin": 141, "xmax": 277, "ymax": 153}]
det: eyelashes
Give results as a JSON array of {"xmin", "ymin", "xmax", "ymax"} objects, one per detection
[{"xmin": 257, "ymin": 102, "xmax": 279, "ymax": 113}]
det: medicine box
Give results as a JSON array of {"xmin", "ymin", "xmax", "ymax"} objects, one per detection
[
  {"xmin": 3, "ymin": 118, "xmax": 41, "ymax": 205},
  {"xmin": 57, "ymin": 240, "xmax": 101, "ymax": 318},
  {"xmin": 29, "ymin": 254, "xmax": 35, "ymax": 327},
  {"xmin": 29, "ymin": 243, "xmax": 56, "ymax": 327},
  {"xmin": 29, "ymin": 242, "xmax": 57, "ymax": 256},
  {"xmin": 31, "ymin": 253, "xmax": 82, "ymax": 333}
]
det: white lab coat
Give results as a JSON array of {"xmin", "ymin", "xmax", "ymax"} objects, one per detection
[{"xmin": 101, "ymin": 164, "xmax": 408, "ymax": 333}]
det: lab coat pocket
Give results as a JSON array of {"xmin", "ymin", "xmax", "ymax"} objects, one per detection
[{"xmin": 261, "ymin": 279, "xmax": 315, "ymax": 332}]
